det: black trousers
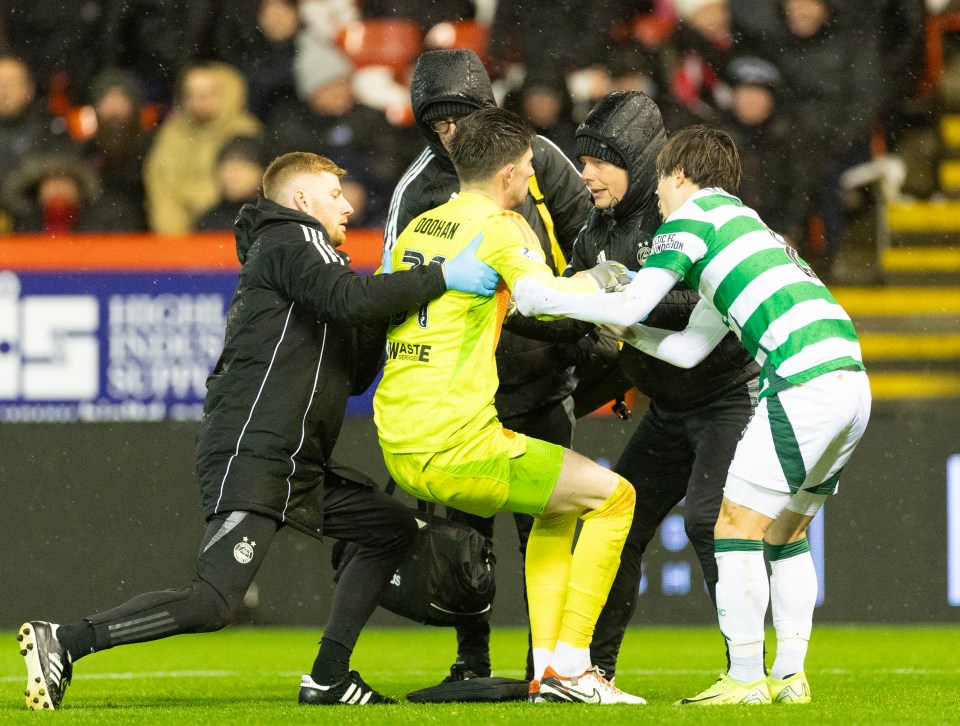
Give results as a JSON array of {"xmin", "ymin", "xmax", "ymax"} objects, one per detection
[
  {"xmin": 445, "ymin": 397, "xmax": 574, "ymax": 680},
  {"xmin": 85, "ymin": 471, "xmax": 417, "ymax": 655},
  {"xmin": 590, "ymin": 385, "xmax": 756, "ymax": 679}
]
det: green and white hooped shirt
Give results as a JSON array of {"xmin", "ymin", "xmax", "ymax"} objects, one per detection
[{"xmin": 643, "ymin": 188, "xmax": 865, "ymax": 398}]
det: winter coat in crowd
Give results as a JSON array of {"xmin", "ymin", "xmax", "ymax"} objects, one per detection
[{"xmin": 143, "ymin": 62, "xmax": 261, "ymax": 234}]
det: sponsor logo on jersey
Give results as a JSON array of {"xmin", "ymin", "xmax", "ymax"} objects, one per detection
[
  {"xmin": 519, "ymin": 246, "xmax": 545, "ymax": 263},
  {"xmin": 413, "ymin": 217, "xmax": 460, "ymax": 240},
  {"xmin": 652, "ymin": 232, "xmax": 683, "ymax": 253},
  {"xmin": 234, "ymin": 536, "xmax": 256, "ymax": 564},
  {"xmin": 386, "ymin": 340, "xmax": 432, "ymax": 362}
]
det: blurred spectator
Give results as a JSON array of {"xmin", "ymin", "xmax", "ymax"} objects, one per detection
[
  {"xmin": 143, "ymin": 61, "xmax": 262, "ymax": 234},
  {"xmin": 0, "ymin": 0, "xmax": 106, "ymax": 103},
  {"xmin": 265, "ymin": 35, "xmax": 407, "ymax": 226},
  {"xmin": 567, "ymin": 41, "xmax": 667, "ymax": 125},
  {"xmin": 80, "ymin": 69, "xmax": 153, "ymax": 226},
  {"xmin": 99, "ymin": 0, "xmax": 217, "ymax": 105},
  {"xmin": 0, "ymin": 56, "xmax": 72, "ymax": 183},
  {"xmin": 213, "ymin": 0, "xmax": 300, "ymax": 121},
  {"xmin": 299, "ymin": 0, "xmax": 360, "ymax": 43},
  {"xmin": 769, "ymin": 0, "xmax": 881, "ymax": 275},
  {"xmin": 361, "ymin": 0, "xmax": 474, "ymax": 31},
  {"xmin": 504, "ymin": 70, "xmax": 578, "ymax": 161},
  {"xmin": 195, "ymin": 135, "xmax": 267, "ymax": 231},
  {"xmin": 860, "ymin": 0, "xmax": 926, "ymax": 146},
  {"xmin": 720, "ymin": 56, "xmax": 806, "ymax": 246},
  {"xmin": 489, "ymin": 1, "xmax": 610, "ymax": 78},
  {"xmin": 660, "ymin": 0, "xmax": 735, "ymax": 127},
  {"xmin": 3, "ymin": 153, "xmax": 144, "ymax": 232}
]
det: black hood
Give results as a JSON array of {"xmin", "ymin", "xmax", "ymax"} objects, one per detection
[
  {"xmin": 575, "ymin": 91, "xmax": 666, "ymax": 222},
  {"xmin": 410, "ymin": 49, "xmax": 496, "ymax": 164},
  {"xmin": 234, "ymin": 197, "xmax": 326, "ymax": 264}
]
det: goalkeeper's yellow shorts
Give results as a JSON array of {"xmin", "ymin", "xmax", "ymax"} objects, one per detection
[{"xmin": 382, "ymin": 422, "xmax": 564, "ymax": 518}]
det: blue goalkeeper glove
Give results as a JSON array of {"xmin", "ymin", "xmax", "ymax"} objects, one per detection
[{"xmin": 443, "ymin": 233, "xmax": 499, "ymax": 296}]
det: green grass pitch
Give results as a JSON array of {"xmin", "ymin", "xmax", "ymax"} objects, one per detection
[{"xmin": 2, "ymin": 625, "xmax": 958, "ymax": 724}]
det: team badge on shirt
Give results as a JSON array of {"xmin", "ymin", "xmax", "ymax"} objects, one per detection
[{"xmin": 234, "ymin": 536, "xmax": 256, "ymax": 564}]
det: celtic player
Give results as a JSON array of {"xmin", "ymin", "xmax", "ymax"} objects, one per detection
[
  {"xmin": 514, "ymin": 125, "xmax": 871, "ymax": 705},
  {"xmin": 375, "ymin": 107, "xmax": 645, "ymax": 705}
]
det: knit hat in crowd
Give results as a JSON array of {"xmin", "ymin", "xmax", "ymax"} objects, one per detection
[
  {"xmin": 575, "ymin": 133, "xmax": 627, "ymax": 169},
  {"xmin": 673, "ymin": 0, "xmax": 727, "ymax": 20},
  {"xmin": 294, "ymin": 34, "xmax": 353, "ymax": 100},
  {"xmin": 727, "ymin": 56, "xmax": 781, "ymax": 91},
  {"xmin": 421, "ymin": 100, "xmax": 477, "ymax": 124},
  {"xmin": 88, "ymin": 67, "xmax": 143, "ymax": 110}
]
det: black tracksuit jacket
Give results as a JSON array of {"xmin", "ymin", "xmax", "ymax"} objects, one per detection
[
  {"xmin": 570, "ymin": 92, "xmax": 759, "ymax": 408},
  {"xmin": 195, "ymin": 197, "xmax": 446, "ymax": 537},
  {"xmin": 384, "ymin": 49, "xmax": 594, "ymax": 419}
]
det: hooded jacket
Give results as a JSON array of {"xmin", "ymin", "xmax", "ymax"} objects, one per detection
[
  {"xmin": 571, "ymin": 91, "xmax": 758, "ymax": 410},
  {"xmin": 143, "ymin": 62, "xmax": 262, "ymax": 234},
  {"xmin": 195, "ymin": 197, "xmax": 445, "ymax": 537},
  {"xmin": 384, "ymin": 49, "xmax": 593, "ymax": 419}
]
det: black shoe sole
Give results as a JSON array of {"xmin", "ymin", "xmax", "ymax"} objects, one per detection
[{"xmin": 18, "ymin": 623, "xmax": 55, "ymax": 711}]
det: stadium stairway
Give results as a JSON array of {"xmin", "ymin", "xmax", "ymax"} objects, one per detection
[{"xmin": 848, "ymin": 116, "xmax": 960, "ymax": 400}]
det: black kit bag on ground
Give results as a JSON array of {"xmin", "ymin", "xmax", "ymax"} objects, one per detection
[{"xmin": 331, "ymin": 489, "xmax": 496, "ymax": 627}]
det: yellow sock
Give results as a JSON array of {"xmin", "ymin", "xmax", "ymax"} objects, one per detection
[
  {"xmin": 557, "ymin": 477, "xmax": 635, "ymax": 648},
  {"xmin": 525, "ymin": 511, "xmax": 577, "ymax": 652}
]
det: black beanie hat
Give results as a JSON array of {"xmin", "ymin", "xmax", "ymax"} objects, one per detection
[
  {"xmin": 423, "ymin": 100, "xmax": 477, "ymax": 123},
  {"xmin": 575, "ymin": 134, "xmax": 626, "ymax": 169}
]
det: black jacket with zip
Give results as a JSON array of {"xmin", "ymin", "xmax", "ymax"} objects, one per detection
[
  {"xmin": 195, "ymin": 197, "xmax": 445, "ymax": 537},
  {"xmin": 571, "ymin": 92, "xmax": 759, "ymax": 410},
  {"xmin": 384, "ymin": 49, "xmax": 594, "ymax": 419}
]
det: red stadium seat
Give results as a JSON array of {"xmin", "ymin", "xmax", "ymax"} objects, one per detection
[
  {"xmin": 920, "ymin": 11, "xmax": 960, "ymax": 98},
  {"xmin": 337, "ymin": 19, "xmax": 423, "ymax": 75}
]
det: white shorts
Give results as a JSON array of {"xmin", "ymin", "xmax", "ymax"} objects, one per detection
[{"xmin": 724, "ymin": 369, "xmax": 871, "ymax": 519}]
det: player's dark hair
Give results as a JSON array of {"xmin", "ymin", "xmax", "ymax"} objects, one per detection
[
  {"xmin": 656, "ymin": 125, "xmax": 741, "ymax": 192},
  {"xmin": 449, "ymin": 107, "xmax": 536, "ymax": 185}
]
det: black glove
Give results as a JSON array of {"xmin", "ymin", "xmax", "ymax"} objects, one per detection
[{"xmin": 557, "ymin": 328, "xmax": 599, "ymax": 367}]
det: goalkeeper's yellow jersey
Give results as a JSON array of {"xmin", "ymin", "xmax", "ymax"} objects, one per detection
[{"xmin": 373, "ymin": 192, "xmax": 594, "ymax": 454}]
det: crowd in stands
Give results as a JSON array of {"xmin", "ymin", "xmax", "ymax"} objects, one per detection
[{"xmin": 0, "ymin": 0, "xmax": 929, "ymax": 277}]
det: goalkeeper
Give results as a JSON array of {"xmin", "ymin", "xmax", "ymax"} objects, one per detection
[{"xmin": 374, "ymin": 107, "xmax": 644, "ymax": 705}]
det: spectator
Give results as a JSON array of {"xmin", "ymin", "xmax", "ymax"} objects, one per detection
[
  {"xmin": 720, "ymin": 56, "xmax": 806, "ymax": 246},
  {"xmin": 360, "ymin": 0, "xmax": 474, "ymax": 31},
  {"xmin": 195, "ymin": 136, "xmax": 268, "ymax": 231},
  {"xmin": 80, "ymin": 68, "xmax": 153, "ymax": 226},
  {"xmin": 769, "ymin": 0, "xmax": 881, "ymax": 276},
  {"xmin": 490, "ymin": 0, "xmax": 610, "ymax": 78},
  {"xmin": 857, "ymin": 0, "xmax": 926, "ymax": 147},
  {"xmin": 99, "ymin": 0, "xmax": 217, "ymax": 105},
  {"xmin": 299, "ymin": 0, "xmax": 359, "ymax": 44},
  {"xmin": 3, "ymin": 152, "xmax": 145, "ymax": 232},
  {"xmin": 143, "ymin": 61, "xmax": 262, "ymax": 234},
  {"xmin": 0, "ymin": 56, "xmax": 72, "ymax": 183},
  {"xmin": 660, "ymin": 0, "xmax": 735, "ymax": 128},
  {"xmin": 0, "ymin": 0, "xmax": 106, "ymax": 104},
  {"xmin": 266, "ymin": 35, "xmax": 405, "ymax": 226},
  {"xmin": 504, "ymin": 70, "xmax": 579, "ymax": 162},
  {"xmin": 212, "ymin": 0, "xmax": 300, "ymax": 121}
]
